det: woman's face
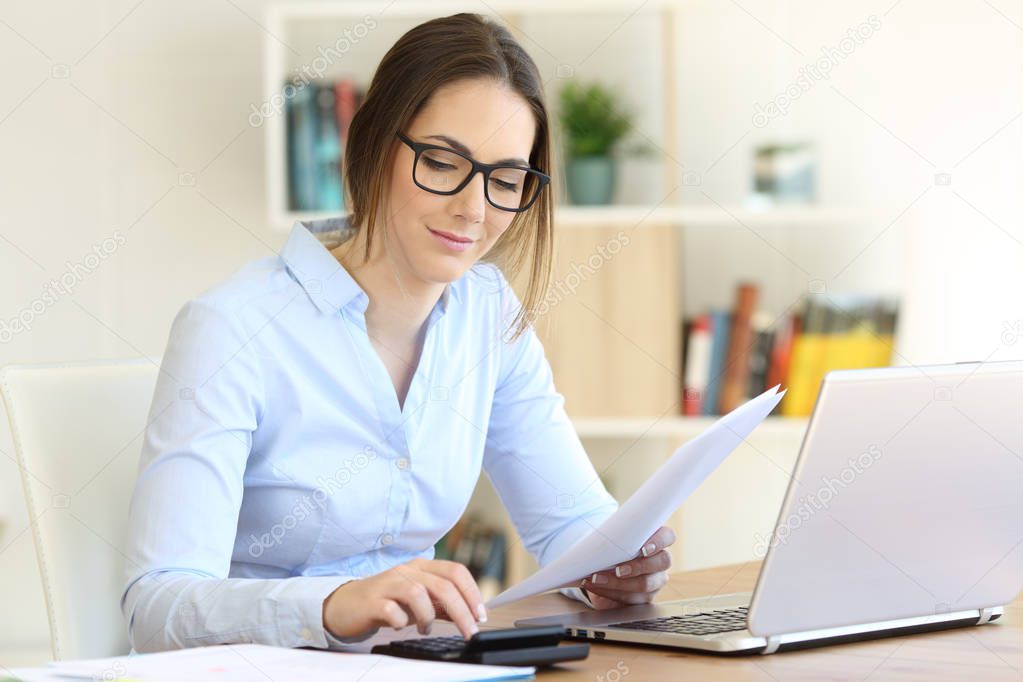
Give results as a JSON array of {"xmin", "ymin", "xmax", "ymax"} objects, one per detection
[{"xmin": 383, "ymin": 78, "xmax": 537, "ymax": 286}]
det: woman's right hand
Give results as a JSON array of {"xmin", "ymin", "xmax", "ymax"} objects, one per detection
[{"xmin": 322, "ymin": 558, "xmax": 487, "ymax": 640}]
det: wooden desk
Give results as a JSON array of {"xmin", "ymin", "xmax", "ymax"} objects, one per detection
[{"xmin": 488, "ymin": 562, "xmax": 1023, "ymax": 681}]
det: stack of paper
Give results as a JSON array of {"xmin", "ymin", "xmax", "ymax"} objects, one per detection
[
  {"xmin": 5, "ymin": 644, "xmax": 535, "ymax": 682},
  {"xmin": 487, "ymin": 385, "xmax": 786, "ymax": 608}
]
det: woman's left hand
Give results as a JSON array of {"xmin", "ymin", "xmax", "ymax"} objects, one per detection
[{"xmin": 580, "ymin": 526, "xmax": 676, "ymax": 609}]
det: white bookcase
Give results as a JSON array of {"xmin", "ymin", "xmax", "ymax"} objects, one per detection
[
  {"xmin": 263, "ymin": 1, "xmax": 881, "ymax": 229},
  {"xmin": 261, "ymin": 0, "xmax": 903, "ymax": 586}
]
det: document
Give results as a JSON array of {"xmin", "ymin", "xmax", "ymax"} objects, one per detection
[
  {"xmin": 12, "ymin": 643, "xmax": 534, "ymax": 682},
  {"xmin": 487, "ymin": 385, "xmax": 786, "ymax": 608}
]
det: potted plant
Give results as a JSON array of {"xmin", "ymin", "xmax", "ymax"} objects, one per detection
[{"xmin": 558, "ymin": 80, "xmax": 633, "ymax": 205}]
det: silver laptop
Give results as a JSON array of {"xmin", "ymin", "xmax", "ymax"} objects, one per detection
[{"xmin": 518, "ymin": 360, "xmax": 1023, "ymax": 654}]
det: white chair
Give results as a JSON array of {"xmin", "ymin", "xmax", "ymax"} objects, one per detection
[{"xmin": 0, "ymin": 360, "xmax": 159, "ymax": 660}]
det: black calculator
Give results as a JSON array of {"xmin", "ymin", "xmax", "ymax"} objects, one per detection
[{"xmin": 371, "ymin": 625, "xmax": 589, "ymax": 666}]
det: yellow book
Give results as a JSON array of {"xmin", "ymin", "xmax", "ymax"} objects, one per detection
[
  {"xmin": 782, "ymin": 333, "xmax": 827, "ymax": 416},
  {"xmin": 782, "ymin": 298, "xmax": 898, "ymax": 416}
]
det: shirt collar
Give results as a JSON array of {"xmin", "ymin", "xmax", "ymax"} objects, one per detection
[{"xmin": 279, "ymin": 214, "xmax": 461, "ymax": 315}]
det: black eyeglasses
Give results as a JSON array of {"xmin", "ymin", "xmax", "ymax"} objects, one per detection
[{"xmin": 397, "ymin": 132, "xmax": 550, "ymax": 213}]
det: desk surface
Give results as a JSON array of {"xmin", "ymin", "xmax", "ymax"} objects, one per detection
[{"xmin": 487, "ymin": 562, "xmax": 1023, "ymax": 681}]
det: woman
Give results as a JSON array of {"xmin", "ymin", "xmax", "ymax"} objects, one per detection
[{"xmin": 121, "ymin": 12, "xmax": 674, "ymax": 652}]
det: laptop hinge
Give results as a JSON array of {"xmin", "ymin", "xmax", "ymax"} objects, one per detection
[
  {"xmin": 978, "ymin": 607, "xmax": 996, "ymax": 625},
  {"xmin": 761, "ymin": 636, "xmax": 782, "ymax": 655}
]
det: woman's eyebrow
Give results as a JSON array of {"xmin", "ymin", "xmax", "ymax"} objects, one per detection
[{"xmin": 424, "ymin": 134, "xmax": 529, "ymax": 166}]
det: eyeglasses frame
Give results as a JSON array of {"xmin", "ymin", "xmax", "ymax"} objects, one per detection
[{"xmin": 396, "ymin": 132, "xmax": 551, "ymax": 213}]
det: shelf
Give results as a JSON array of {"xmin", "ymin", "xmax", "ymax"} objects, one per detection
[
  {"xmin": 264, "ymin": 1, "xmax": 685, "ymax": 227},
  {"xmin": 556, "ymin": 204, "xmax": 879, "ymax": 227},
  {"xmin": 271, "ymin": 205, "xmax": 879, "ymax": 232},
  {"xmin": 571, "ymin": 415, "xmax": 809, "ymax": 439},
  {"xmin": 269, "ymin": 0, "xmax": 685, "ymax": 21},
  {"xmin": 264, "ymin": 3, "xmax": 877, "ymax": 234}
]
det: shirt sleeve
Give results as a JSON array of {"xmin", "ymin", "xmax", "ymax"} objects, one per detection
[
  {"xmin": 121, "ymin": 299, "xmax": 362, "ymax": 652},
  {"xmin": 481, "ymin": 267, "xmax": 619, "ymax": 605}
]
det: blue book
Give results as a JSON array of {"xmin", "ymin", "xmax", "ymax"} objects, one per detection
[
  {"xmin": 702, "ymin": 309, "xmax": 732, "ymax": 416},
  {"xmin": 286, "ymin": 83, "xmax": 319, "ymax": 211},
  {"xmin": 313, "ymin": 84, "xmax": 343, "ymax": 211}
]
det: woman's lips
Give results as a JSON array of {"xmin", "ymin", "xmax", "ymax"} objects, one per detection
[{"xmin": 428, "ymin": 226, "xmax": 475, "ymax": 252}]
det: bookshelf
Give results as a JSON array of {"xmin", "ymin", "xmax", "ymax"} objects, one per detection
[
  {"xmin": 573, "ymin": 415, "xmax": 809, "ymax": 440},
  {"xmin": 264, "ymin": 1, "xmax": 887, "ymax": 230},
  {"xmin": 262, "ymin": 1, "xmax": 901, "ymax": 588},
  {"xmin": 264, "ymin": 0, "xmax": 684, "ymax": 230},
  {"xmin": 272, "ymin": 205, "xmax": 878, "ymax": 231}
]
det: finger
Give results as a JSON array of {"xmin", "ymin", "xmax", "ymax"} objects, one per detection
[
  {"xmin": 577, "ymin": 584, "xmax": 655, "ymax": 606},
  {"xmin": 377, "ymin": 599, "xmax": 411, "ymax": 630},
  {"xmin": 419, "ymin": 571, "xmax": 479, "ymax": 639},
  {"xmin": 433, "ymin": 602, "xmax": 450, "ymax": 621},
  {"xmin": 639, "ymin": 527, "xmax": 677, "ymax": 558},
  {"xmin": 600, "ymin": 548, "xmax": 672, "ymax": 580},
  {"xmin": 420, "ymin": 560, "xmax": 487, "ymax": 624},
  {"xmin": 388, "ymin": 577, "xmax": 436, "ymax": 635},
  {"xmin": 582, "ymin": 569, "xmax": 668, "ymax": 594}
]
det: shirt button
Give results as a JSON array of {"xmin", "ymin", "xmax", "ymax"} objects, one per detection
[
  {"xmin": 396, "ymin": 458, "xmax": 409, "ymax": 470},
  {"xmin": 301, "ymin": 627, "xmax": 313, "ymax": 641},
  {"xmin": 380, "ymin": 533, "xmax": 393, "ymax": 546}
]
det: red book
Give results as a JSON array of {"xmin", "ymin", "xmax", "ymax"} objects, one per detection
[{"xmin": 334, "ymin": 79, "xmax": 358, "ymax": 146}]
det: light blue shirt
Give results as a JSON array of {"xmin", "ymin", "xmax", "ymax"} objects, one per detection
[{"xmin": 121, "ymin": 215, "xmax": 619, "ymax": 652}]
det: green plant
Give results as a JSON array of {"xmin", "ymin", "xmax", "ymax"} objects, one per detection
[{"xmin": 558, "ymin": 80, "xmax": 632, "ymax": 157}]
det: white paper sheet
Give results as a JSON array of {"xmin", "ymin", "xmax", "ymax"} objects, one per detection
[
  {"xmin": 487, "ymin": 385, "xmax": 786, "ymax": 608},
  {"xmin": 39, "ymin": 643, "xmax": 534, "ymax": 682}
]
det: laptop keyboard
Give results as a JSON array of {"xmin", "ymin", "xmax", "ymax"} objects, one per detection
[{"xmin": 608, "ymin": 606, "xmax": 749, "ymax": 636}]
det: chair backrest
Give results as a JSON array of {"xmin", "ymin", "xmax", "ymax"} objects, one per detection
[{"xmin": 0, "ymin": 360, "xmax": 159, "ymax": 661}]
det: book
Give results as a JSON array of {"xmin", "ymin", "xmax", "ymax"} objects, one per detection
[
  {"xmin": 334, "ymin": 78, "xmax": 359, "ymax": 146},
  {"xmin": 781, "ymin": 295, "xmax": 898, "ymax": 416},
  {"xmin": 718, "ymin": 282, "xmax": 759, "ymax": 413},
  {"xmin": 313, "ymin": 84, "xmax": 343, "ymax": 211},
  {"xmin": 746, "ymin": 311, "xmax": 775, "ymax": 398},
  {"xmin": 682, "ymin": 314, "xmax": 712, "ymax": 415},
  {"xmin": 683, "ymin": 292, "xmax": 898, "ymax": 416},
  {"xmin": 766, "ymin": 312, "xmax": 797, "ymax": 407},
  {"xmin": 781, "ymin": 297, "xmax": 830, "ymax": 416},
  {"xmin": 702, "ymin": 310, "xmax": 731, "ymax": 416},
  {"xmin": 284, "ymin": 78, "xmax": 366, "ymax": 212},
  {"xmin": 285, "ymin": 82, "xmax": 318, "ymax": 211}
]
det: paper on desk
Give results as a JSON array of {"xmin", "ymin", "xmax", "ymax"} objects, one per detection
[
  {"xmin": 487, "ymin": 385, "xmax": 786, "ymax": 609},
  {"xmin": 43, "ymin": 643, "xmax": 535, "ymax": 682}
]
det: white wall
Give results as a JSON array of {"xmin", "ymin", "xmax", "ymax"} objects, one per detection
[
  {"xmin": 2, "ymin": 0, "xmax": 1023, "ymax": 660},
  {"xmin": 0, "ymin": 0, "xmax": 280, "ymax": 658},
  {"xmin": 674, "ymin": 0, "xmax": 1023, "ymax": 328}
]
